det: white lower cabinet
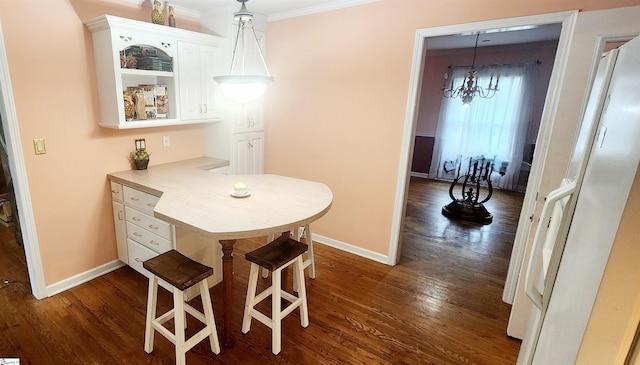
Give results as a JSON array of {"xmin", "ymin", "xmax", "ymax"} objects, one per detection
[{"xmin": 110, "ymin": 181, "xmax": 222, "ymax": 296}]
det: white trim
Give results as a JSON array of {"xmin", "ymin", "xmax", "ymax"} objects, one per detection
[
  {"xmin": 414, "ymin": 132, "xmax": 435, "ymax": 138},
  {"xmin": 389, "ymin": 11, "xmax": 579, "ymax": 272},
  {"xmin": 502, "ymin": 12, "xmax": 577, "ymax": 304},
  {"xmin": 0, "ymin": 22, "xmax": 47, "ymax": 299},
  {"xmin": 312, "ymin": 234, "xmax": 388, "ymax": 265},
  {"xmin": 268, "ymin": 0, "xmax": 381, "ymax": 22},
  {"xmin": 46, "ymin": 260, "xmax": 125, "ymax": 297},
  {"xmin": 410, "ymin": 172, "xmax": 430, "ymax": 179}
]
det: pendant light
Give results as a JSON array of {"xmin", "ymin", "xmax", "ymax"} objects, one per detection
[
  {"xmin": 214, "ymin": 0, "xmax": 273, "ymax": 104},
  {"xmin": 442, "ymin": 33, "xmax": 499, "ymax": 107}
]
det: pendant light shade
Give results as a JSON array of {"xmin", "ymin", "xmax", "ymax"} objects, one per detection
[{"xmin": 214, "ymin": 0, "xmax": 273, "ymax": 104}]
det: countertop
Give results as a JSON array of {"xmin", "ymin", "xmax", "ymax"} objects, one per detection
[{"xmin": 108, "ymin": 157, "xmax": 333, "ymax": 240}]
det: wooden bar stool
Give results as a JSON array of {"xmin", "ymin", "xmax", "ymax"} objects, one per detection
[
  {"xmin": 143, "ymin": 250, "xmax": 220, "ymax": 365},
  {"xmin": 262, "ymin": 224, "xmax": 316, "ymax": 282},
  {"xmin": 242, "ymin": 236, "xmax": 309, "ymax": 355}
]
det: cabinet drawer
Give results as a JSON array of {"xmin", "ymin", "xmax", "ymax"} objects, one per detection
[
  {"xmin": 110, "ymin": 181, "xmax": 123, "ymax": 201},
  {"xmin": 123, "ymin": 185, "xmax": 159, "ymax": 214},
  {"xmin": 126, "ymin": 221, "xmax": 172, "ymax": 254},
  {"xmin": 124, "ymin": 205, "xmax": 172, "ymax": 239},
  {"xmin": 127, "ymin": 239, "xmax": 172, "ymax": 291}
]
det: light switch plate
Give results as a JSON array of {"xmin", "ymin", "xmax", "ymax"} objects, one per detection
[{"xmin": 33, "ymin": 138, "xmax": 46, "ymax": 155}]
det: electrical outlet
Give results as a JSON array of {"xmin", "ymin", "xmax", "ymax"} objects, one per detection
[{"xmin": 162, "ymin": 135, "xmax": 170, "ymax": 148}]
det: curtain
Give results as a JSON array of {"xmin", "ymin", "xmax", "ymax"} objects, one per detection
[{"xmin": 429, "ymin": 63, "xmax": 537, "ymax": 190}]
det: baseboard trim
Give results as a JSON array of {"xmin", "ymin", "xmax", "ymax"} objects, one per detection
[
  {"xmin": 46, "ymin": 259, "xmax": 125, "ymax": 297},
  {"xmin": 312, "ymin": 234, "xmax": 389, "ymax": 265},
  {"xmin": 410, "ymin": 172, "xmax": 430, "ymax": 179}
]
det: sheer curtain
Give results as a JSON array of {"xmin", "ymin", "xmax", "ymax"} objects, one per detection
[{"xmin": 429, "ymin": 63, "xmax": 537, "ymax": 190}]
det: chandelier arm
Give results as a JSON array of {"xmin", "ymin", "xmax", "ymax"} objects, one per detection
[{"xmin": 248, "ymin": 19, "xmax": 272, "ymax": 77}]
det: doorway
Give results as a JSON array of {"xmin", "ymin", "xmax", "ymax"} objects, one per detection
[
  {"xmin": 387, "ymin": 11, "xmax": 579, "ymax": 302},
  {"xmin": 0, "ymin": 21, "xmax": 46, "ymax": 299}
]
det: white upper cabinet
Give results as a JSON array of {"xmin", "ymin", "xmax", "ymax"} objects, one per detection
[
  {"xmin": 177, "ymin": 41, "xmax": 224, "ymax": 121},
  {"xmin": 84, "ymin": 15, "xmax": 224, "ymax": 129}
]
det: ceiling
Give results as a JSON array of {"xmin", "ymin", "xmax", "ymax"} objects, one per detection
[
  {"xmin": 128, "ymin": 0, "xmax": 380, "ymax": 21},
  {"xmin": 127, "ymin": 0, "xmax": 561, "ymax": 46},
  {"xmin": 427, "ymin": 24, "xmax": 562, "ymax": 50}
]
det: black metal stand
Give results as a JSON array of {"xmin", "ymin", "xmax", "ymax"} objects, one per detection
[{"xmin": 441, "ymin": 156, "xmax": 501, "ymax": 225}]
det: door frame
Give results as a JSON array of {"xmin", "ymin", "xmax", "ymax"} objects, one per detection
[
  {"xmin": 388, "ymin": 11, "xmax": 578, "ymax": 302},
  {"xmin": 0, "ymin": 21, "xmax": 46, "ymax": 299}
]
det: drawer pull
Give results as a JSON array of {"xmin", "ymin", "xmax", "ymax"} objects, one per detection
[
  {"xmin": 147, "ymin": 203, "xmax": 155, "ymax": 208},
  {"xmin": 148, "ymin": 224, "xmax": 158, "ymax": 230},
  {"xmin": 150, "ymin": 240, "xmax": 160, "ymax": 246},
  {"xmin": 134, "ymin": 257, "xmax": 144, "ymax": 263},
  {"xmin": 133, "ymin": 232, "xmax": 143, "ymax": 237},
  {"xmin": 111, "ymin": 189, "xmax": 120, "ymax": 194},
  {"xmin": 130, "ymin": 197, "xmax": 140, "ymax": 201},
  {"xmin": 117, "ymin": 211, "xmax": 124, "ymax": 220},
  {"xmin": 132, "ymin": 216, "xmax": 141, "ymax": 222}
]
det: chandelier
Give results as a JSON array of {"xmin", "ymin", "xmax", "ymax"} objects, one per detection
[
  {"xmin": 214, "ymin": 0, "xmax": 273, "ymax": 104},
  {"xmin": 442, "ymin": 33, "xmax": 499, "ymax": 107}
]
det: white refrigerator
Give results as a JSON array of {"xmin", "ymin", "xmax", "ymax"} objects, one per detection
[{"xmin": 517, "ymin": 34, "xmax": 640, "ymax": 364}]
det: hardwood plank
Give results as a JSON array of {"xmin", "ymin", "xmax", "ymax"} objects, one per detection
[{"xmin": 0, "ymin": 178, "xmax": 522, "ymax": 364}]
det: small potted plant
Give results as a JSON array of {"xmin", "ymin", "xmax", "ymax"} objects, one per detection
[{"xmin": 130, "ymin": 140, "xmax": 150, "ymax": 170}]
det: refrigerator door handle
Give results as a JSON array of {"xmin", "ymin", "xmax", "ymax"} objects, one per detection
[{"xmin": 524, "ymin": 181, "xmax": 578, "ymax": 310}]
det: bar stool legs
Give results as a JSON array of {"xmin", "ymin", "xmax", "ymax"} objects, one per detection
[
  {"xmin": 143, "ymin": 250, "xmax": 220, "ymax": 364},
  {"xmin": 242, "ymin": 237, "xmax": 309, "ymax": 355}
]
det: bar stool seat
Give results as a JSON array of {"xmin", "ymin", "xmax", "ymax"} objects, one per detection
[
  {"xmin": 242, "ymin": 236, "xmax": 309, "ymax": 355},
  {"xmin": 143, "ymin": 250, "xmax": 220, "ymax": 365}
]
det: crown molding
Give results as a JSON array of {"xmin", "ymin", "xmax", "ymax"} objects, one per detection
[{"xmin": 267, "ymin": 0, "xmax": 381, "ymax": 22}]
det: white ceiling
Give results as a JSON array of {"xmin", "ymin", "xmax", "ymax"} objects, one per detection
[{"xmin": 427, "ymin": 24, "xmax": 562, "ymax": 50}]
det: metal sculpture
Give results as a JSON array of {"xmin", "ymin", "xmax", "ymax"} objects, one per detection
[{"xmin": 442, "ymin": 155, "xmax": 505, "ymax": 224}]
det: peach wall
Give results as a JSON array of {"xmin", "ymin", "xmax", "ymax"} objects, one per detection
[
  {"xmin": 265, "ymin": 0, "xmax": 640, "ymax": 256},
  {"xmin": 0, "ymin": 0, "xmax": 204, "ymax": 285},
  {"xmin": 2, "ymin": 0, "xmax": 640, "ymax": 291}
]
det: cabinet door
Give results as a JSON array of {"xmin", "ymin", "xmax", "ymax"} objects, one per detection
[
  {"xmin": 177, "ymin": 41, "xmax": 204, "ymax": 120},
  {"xmin": 200, "ymin": 43, "xmax": 224, "ymax": 120},
  {"xmin": 112, "ymin": 200, "xmax": 128, "ymax": 264},
  {"xmin": 178, "ymin": 42, "xmax": 223, "ymax": 121},
  {"xmin": 231, "ymin": 132, "xmax": 264, "ymax": 174}
]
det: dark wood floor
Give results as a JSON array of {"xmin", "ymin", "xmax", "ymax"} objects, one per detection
[{"xmin": 0, "ymin": 178, "xmax": 522, "ymax": 364}]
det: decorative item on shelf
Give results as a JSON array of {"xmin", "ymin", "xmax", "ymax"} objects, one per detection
[
  {"xmin": 151, "ymin": 0, "xmax": 165, "ymax": 25},
  {"xmin": 130, "ymin": 139, "xmax": 150, "ymax": 170},
  {"xmin": 132, "ymin": 88, "xmax": 147, "ymax": 120},
  {"xmin": 123, "ymin": 91, "xmax": 135, "ymax": 120},
  {"xmin": 214, "ymin": 0, "xmax": 273, "ymax": 104},
  {"xmin": 442, "ymin": 33, "xmax": 499, "ymax": 107},
  {"xmin": 167, "ymin": 4, "xmax": 176, "ymax": 27}
]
